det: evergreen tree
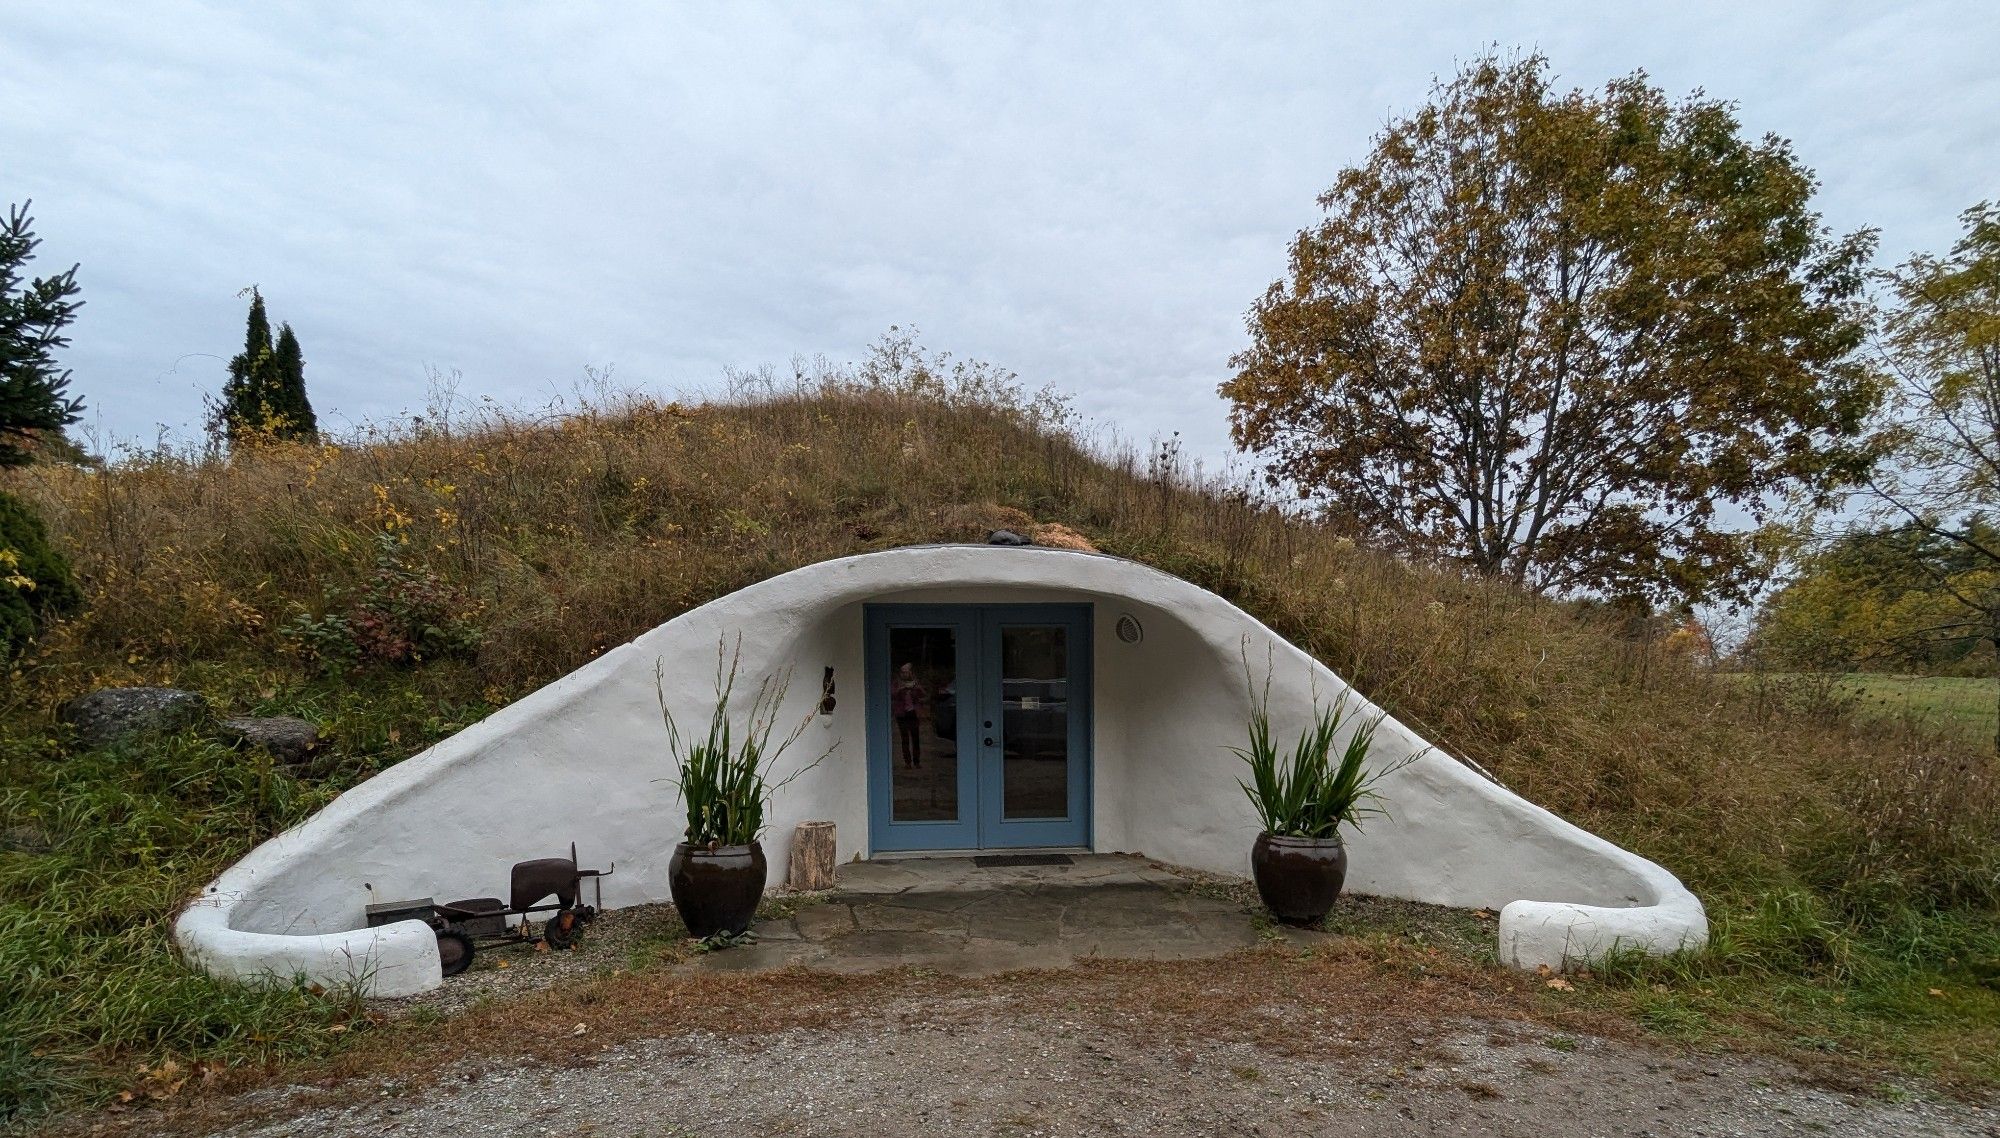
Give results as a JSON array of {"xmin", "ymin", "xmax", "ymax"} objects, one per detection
[
  {"xmin": 0, "ymin": 201, "xmax": 84, "ymax": 658},
  {"xmin": 0, "ymin": 201, "xmax": 85, "ymax": 466},
  {"xmin": 220, "ymin": 290, "xmax": 315, "ymax": 442},
  {"xmin": 271, "ymin": 321, "xmax": 317, "ymax": 438},
  {"xmin": 220, "ymin": 288, "xmax": 275, "ymax": 443}
]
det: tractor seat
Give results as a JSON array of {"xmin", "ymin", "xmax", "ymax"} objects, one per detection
[
  {"xmin": 511, "ymin": 858, "xmax": 579, "ymax": 912},
  {"xmin": 436, "ymin": 896, "xmax": 506, "ymax": 937}
]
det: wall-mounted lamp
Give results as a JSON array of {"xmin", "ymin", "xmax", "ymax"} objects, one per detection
[
  {"xmin": 1115, "ymin": 613, "xmax": 1144, "ymax": 644},
  {"xmin": 819, "ymin": 666, "xmax": 837, "ymax": 715}
]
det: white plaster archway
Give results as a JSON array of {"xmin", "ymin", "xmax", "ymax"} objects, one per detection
[{"xmin": 175, "ymin": 546, "xmax": 1708, "ymax": 996}]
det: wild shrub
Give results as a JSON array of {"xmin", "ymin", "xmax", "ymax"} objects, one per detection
[
  {"xmin": 280, "ymin": 532, "xmax": 483, "ymax": 670},
  {"xmin": 0, "ymin": 489, "xmax": 79, "ymax": 659}
]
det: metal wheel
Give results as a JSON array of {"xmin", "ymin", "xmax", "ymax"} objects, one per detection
[
  {"xmin": 542, "ymin": 907, "xmax": 582, "ymax": 950},
  {"xmin": 435, "ymin": 928, "xmax": 474, "ymax": 977}
]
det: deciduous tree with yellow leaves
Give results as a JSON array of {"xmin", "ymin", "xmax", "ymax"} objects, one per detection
[{"xmin": 1223, "ymin": 54, "xmax": 1882, "ymax": 605}]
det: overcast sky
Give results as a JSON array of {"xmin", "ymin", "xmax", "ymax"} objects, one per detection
[{"xmin": 6, "ymin": 2, "xmax": 1997, "ymax": 467}]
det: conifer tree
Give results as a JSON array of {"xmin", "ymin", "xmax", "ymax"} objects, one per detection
[
  {"xmin": 220, "ymin": 290, "xmax": 315, "ymax": 442},
  {"xmin": 0, "ymin": 200, "xmax": 83, "ymax": 656},
  {"xmin": 220, "ymin": 289, "xmax": 274, "ymax": 443},
  {"xmin": 271, "ymin": 322, "xmax": 316, "ymax": 438},
  {"xmin": 0, "ymin": 201, "xmax": 85, "ymax": 466}
]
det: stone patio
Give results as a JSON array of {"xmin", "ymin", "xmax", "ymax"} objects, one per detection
[{"xmin": 693, "ymin": 853, "xmax": 1314, "ymax": 975}]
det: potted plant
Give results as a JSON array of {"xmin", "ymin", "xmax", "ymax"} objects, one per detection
[
  {"xmin": 1232, "ymin": 659, "xmax": 1413, "ymax": 926},
  {"xmin": 659, "ymin": 639, "xmax": 828, "ymax": 940}
]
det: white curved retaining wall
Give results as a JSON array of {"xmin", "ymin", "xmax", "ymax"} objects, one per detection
[{"xmin": 175, "ymin": 545, "xmax": 1707, "ymax": 996}]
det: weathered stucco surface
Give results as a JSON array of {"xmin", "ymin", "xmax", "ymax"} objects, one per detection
[{"xmin": 175, "ymin": 546, "xmax": 1707, "ymax": 996}]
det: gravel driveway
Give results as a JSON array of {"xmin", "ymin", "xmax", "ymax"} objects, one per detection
[
  {"xmin": 66, "ymin": 858, "xmax": 2000, "ymax": 1137},
  {"xmin": 210, "ymin": 995, "xmax": 1997, "ymax": 1138}
]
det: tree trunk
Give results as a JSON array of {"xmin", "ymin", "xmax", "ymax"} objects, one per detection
[{"xmin": 787, "ymin": 820, "xmax": 838, "ymax": 892}]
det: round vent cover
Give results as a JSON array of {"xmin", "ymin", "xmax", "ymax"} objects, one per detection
[{"xmin": 1115, "ymin": 613, "xmax": 1144, "ymax": 644}]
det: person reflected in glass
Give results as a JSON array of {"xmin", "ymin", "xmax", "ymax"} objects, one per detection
[{"xmin": 892, "ymin": 662, "xmax": 928, "ymax": 769}]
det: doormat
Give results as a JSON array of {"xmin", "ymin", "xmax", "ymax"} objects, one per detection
[{"xmin": 973, "ymin": 853, "xmax": 1075, "ymax": 868}]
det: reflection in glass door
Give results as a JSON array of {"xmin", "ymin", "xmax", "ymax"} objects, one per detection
[
  {"xmin": 977, "ymin": 610, "xmax": 1090, "ymax": 848},
  {"xmin": 885, "ymin": 626, "xmax": 960, "ymax": 822},
  {"xmin": 999, "ymin": 624, "xmax": 1069, "ymax": 819},
  {"xmin": 868, "ymin": 605, "xmax": 1091, "ymax": 851}
]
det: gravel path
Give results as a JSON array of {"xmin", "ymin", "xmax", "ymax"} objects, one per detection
[
  {"xmin": 77, "ymin": 859, "xmax": 1996, "ymax": 1136},
  {"xmin": 208, "ymin": 997, "xmax": 1996, "ymax": 1138}
]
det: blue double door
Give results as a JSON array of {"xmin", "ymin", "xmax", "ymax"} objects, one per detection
[{"xmin": 866, "ymin": 604, "xmax": 1092, "ymax": 851}]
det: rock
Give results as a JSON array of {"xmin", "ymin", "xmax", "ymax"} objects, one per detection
[
  {"xmin": 0, "ymin": 824, "xmax": 51, "ymax": 853},
  {"xmin": 62, "ymin": 686, "xmax": 211, "ymax": 748},
  {"xmin": 218, "ymin": 716, "xmax": 321, "ymax": 766},
  {"xmin": 987, "ymin": 529, "xmax": 1032, "ymax": 546}
]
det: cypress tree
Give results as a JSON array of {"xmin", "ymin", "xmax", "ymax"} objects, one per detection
[
  {"xmin": 220, "ymin": 293, "xmax": 317, "ymax": 444},
  {"xmin": 221, "ymin": 289, "xmax": 276, "ymax": 444},
  {"xmin": 271, "ymin": 322, "xmax": 316, "ymax": 439}
]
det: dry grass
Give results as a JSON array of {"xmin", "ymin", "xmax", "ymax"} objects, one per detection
[
  {"xmin": 2, "ymin": 345, "xmax": 1998, "ymax": 1123},
  {"xmin": 6, "ymin": 367, "xmax": 1993, "ymax": 916}
]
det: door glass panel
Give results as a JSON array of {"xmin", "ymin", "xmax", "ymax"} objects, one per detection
[
  {"xmin": 999, "ymin": 624, "xmax": 1068, "ymax": 819},
  {"xmin": 887, "ymin": 626, "xmax": 958, "ymax": 822}
]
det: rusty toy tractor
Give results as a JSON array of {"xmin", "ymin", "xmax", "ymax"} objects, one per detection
[{"xmin": 364, "ymin": 843, "xmax": 613, "ymax": 977}]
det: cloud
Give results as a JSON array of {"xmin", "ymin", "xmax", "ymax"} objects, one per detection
[{"xmin": 6, "ymin": 1, "xmax": 1996, "ymax": 466}]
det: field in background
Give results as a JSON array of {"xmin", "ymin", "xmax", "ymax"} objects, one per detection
[
  {"xmin": 2, "ymin": 356, "xmax": 1997, "ymax": 1125},
  {"xmin": 1725, "ymin": 673, "xmax": 2000, "ymax": 747},
  {"xmin": 1833, "ymin": 674, "xmax": 1998, "ymax": 745}
]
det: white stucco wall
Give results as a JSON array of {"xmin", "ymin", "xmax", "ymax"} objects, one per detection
[{"xmin": 175, "ymin": 545, "xmax": 1707, "ymax": 995}]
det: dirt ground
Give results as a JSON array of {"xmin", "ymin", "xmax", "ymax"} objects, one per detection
[
  {"xmin": 187, "ymin": 994, "xmax": 2000, "ymax": 1137},
  {"xmin": 57, "ymin": 861, "xmax": 2000, "ymax": 1136},
  {"xmin": 69, "ymin": 949, "xmax": 1999, "ymax": 1138}
]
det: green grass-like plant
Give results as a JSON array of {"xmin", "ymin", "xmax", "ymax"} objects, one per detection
[
  {"xmin": 658, "ymin": 636, "xmax": 828, "ymax": 848},
  {"xmin": 1232, "ymin": 648, "xmax": 1415, "ymax": 839}
]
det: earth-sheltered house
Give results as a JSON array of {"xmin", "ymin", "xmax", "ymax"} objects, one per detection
[{"xmin": 175, "ymin": 544, "xmax": 1708, "ymax": 996}]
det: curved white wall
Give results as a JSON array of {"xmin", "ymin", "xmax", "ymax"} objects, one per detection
[{"xmin": 175, "ymin": 546, "xmax": 1707, "ymax": 996}]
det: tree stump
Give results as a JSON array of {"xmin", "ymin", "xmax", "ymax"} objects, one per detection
[{"xmin": 788, "ymin": 821, "xmax": 837, "ymax": 892}]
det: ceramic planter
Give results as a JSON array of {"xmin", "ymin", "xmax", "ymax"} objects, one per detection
[
  {"xmin": 1250, "ymin": 832, "xmax": 1348, "ymax": 925},
  {"xmin": 668, "ymin": 840, "xmax": 767, "ymax": 938}
]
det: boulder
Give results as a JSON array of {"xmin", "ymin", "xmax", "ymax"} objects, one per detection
[
  {"xmin": 987, "ymin": 528, "xmax": 1032, "ymax": 546},
  {"xmin": 0, "ymin": 824, "xmax": 51, "ymax": 853},
  {"xmin": 62, "ymin": 686, "xmax": 210, "ymax": 749},
  {"xmin": 218, "ymin": 716, "xmax": 321, "ymax": 766}
]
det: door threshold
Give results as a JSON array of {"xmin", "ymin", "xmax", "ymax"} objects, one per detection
[{"xmin": 869, "ymin": 846, "xmax": 1091, "ymax": 861}]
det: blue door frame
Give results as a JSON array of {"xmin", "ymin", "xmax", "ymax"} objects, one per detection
[{"xmin": 865, "ymin": 603, "xmax": 1093, "ymax": 851}]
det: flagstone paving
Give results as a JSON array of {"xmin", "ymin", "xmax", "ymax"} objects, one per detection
[{"xmin": 692, "ymin": 853, "xmax": 1316, "ymax": 975}]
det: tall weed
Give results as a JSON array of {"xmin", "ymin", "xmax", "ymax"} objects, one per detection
[{"xmin": 0, "ymin": 334, "xmax": 1995, "ymax": 1116}]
